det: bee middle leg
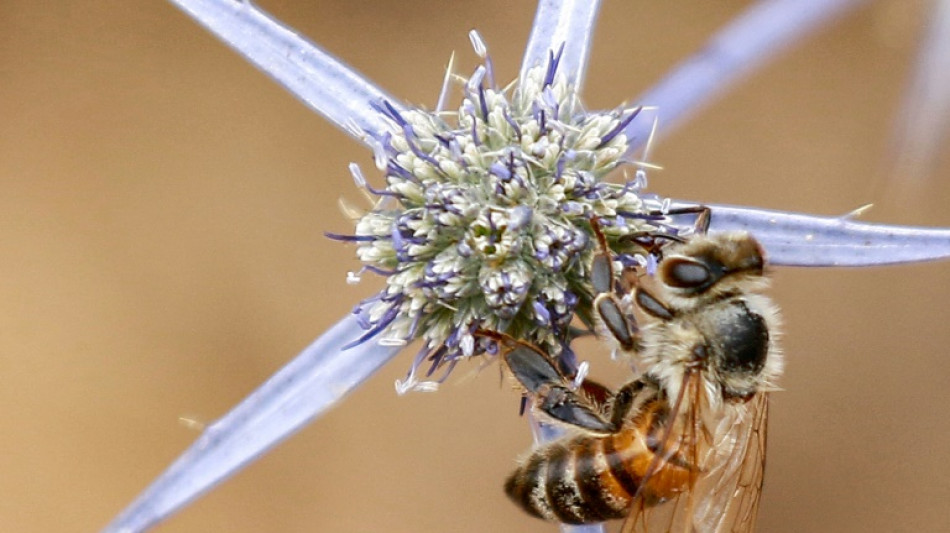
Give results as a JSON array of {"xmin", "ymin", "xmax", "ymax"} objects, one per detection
[{"xmin": 606, "ymin": 377, "xmax": 659, "ymax": 430}]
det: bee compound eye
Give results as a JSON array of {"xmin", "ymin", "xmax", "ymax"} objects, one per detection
[{"xmin": 661, "ymin": 257, "xmax": 713, "ymax": 290}]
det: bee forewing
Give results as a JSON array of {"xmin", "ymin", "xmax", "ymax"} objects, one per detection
[{"xmin": 623, "ymin": 385, "xmax": 769, "ymax": 533}]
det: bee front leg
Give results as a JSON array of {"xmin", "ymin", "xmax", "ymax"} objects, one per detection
[
  {"xmin": 503, "ymin": 341, "xmax": 618, "ymax": 434},
  {"xmin": 634, "ymin": 286, "xmax": 676, "ymax": 321},
  {"xmin": 658, "ymin": 204, "xmax": 711, "ymax": 235},
  {"xmin": 590, "ymin": 218, "xmax": 641, "ymax": 353}
]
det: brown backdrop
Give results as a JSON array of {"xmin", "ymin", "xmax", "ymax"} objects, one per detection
[{"xmin": 2, "ymin": 1, "xmax": 948, "ymax": 531}]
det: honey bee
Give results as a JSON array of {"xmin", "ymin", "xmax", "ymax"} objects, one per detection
[{"xmin": 497, "ymin": 226, "xmax": 782, "ymax": 532}]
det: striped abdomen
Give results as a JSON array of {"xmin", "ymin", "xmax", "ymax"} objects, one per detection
[{"xmin": 504, "ymin": 406, "xmax": 695, "ymax": 524}]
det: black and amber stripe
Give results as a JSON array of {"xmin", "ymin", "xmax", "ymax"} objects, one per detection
[
  {"xmin": 504, "ymin": 402, "xmax": 696, "ymax": 524},
  {"xmin": 505, "ymin": 436, "xmax": 635, "ymax": 524}
]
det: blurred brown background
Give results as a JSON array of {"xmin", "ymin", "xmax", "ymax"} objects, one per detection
[{"xmin": 2, "ymin": 1, "xmax": 949, "ymax": 531}]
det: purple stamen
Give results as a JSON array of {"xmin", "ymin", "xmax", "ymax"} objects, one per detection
[
  {"xmin": 377, "ymin": 131, "xmax": 395, "ymax": 152},
  {"xmin": 324, "ymin": 232, "xmax": 378, "ymax": 242},
  {"xmin": 387, "ymin": 160, "xmax": 416, "ymax": 181},
  {"xmin": 392, "ymin": 228, "xmax": 412, "ymax": 261},
  {"xmin": 507, "ymin": 151, "xmax": 518, "ymax": 175},
  {"xmin": 364, "ymin": 183, "xmax": 399, "ymax": 197},
  {"xmin": 402, "ymin": 125, "xmax": 444, "ymax": 171},
  {"xmin": 615, "ymin": 179, "xmax": 639, "ymax": 197},
  {"xmin": 563, "ymin": 291, "xmax": 578, "ymax": 308},
  {"xmin": 503, "ymin": 109, "xmax": 522, "ymax": 138},
  {"xmin": 363, "ymin": 265, "xmax": 395, "ymax": 276},
  {"xmin": 489, "ymin": 161, "xmax": 511, "ymax": 180},
  {"xmin": 371, "ymin": 99, "xmax": 409, "ymax": 128},
  {"xmin": 425, "ymin": 345, "xmax": 448, "ymax": 377},
  {"xmin": 532, "ymin": 301, "xmax": 551, "ymax": 325},
  {"xmin": 543, "ymin": 43, "xmax": 565, "ymax": 88},
  {"xmin": 431, "ymin": 359, "xmax": 459, "ymax": 384},
  {"xmin": 400, "ymin": 345, "xmax": 431, "ymax": 381},
  {"xmin": 478, "ymin": 85, "xmax": 490, "ymax": 122},
  {"xmin": 444, "ymin": 328, "xmax": 459, "ymax": 348},
  {"xmin": 470, "ymin": 118, "xmax": 480, "ymax": 147},
  {"xmin": 555, "ymin": 155, "xmax": 566, "ymax": 178},
  {"xmin": 406, "ymin": 313, "xmax": 422, "ymax": 339},
  {"xmin": 342, "ymin": 303, "xmax": 402, "ymax": 350},
  {"xmin": 433, "ymin": 133, "xmax": 452, "ymax": 148},
  {"xmin": 598, "ymin": 107, "xmax": 642, "ymax": 147},
  {"xmin": 351, "ymin": 301, "xmax": 374, "ymax": 329}
]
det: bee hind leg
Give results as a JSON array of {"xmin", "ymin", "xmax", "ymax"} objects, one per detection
[{"xmin": 504, "ymin": 342, "xmax": 618, "ymax": 434}]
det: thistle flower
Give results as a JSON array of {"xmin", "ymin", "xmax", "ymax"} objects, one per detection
[
  {"xmin": 332, "ymin": 45, "xmax": 674, "ymax": 393},
  {"xmin": 105, "ymin": 1, "xmax": 950, "ymax": 532}
]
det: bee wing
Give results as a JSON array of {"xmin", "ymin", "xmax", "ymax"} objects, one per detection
[
  {"xmin": 689, "ymin": 391, "xmax": 768, "ymax": 533},
  {"xmin": 620, "ymin": 371, "xmax": 706, "ymax": 533},
  {"xmin": 622, "ymin": 378, "xmax": 770, "ymax": 533}
]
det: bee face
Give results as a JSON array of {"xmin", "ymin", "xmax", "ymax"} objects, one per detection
[{"xmin": 645, "ymin": 232, "xmax": 782, "ymax": 402}]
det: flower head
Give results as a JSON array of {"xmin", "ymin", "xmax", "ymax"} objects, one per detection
[{"xmin": 333, "ymin": 42, "xmax": 683, "ymax": 393}]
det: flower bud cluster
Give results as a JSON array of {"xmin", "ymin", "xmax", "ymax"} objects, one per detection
[{"xmin": 339, "ymin": 52, "xmax": 669, "ymax": 392}]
